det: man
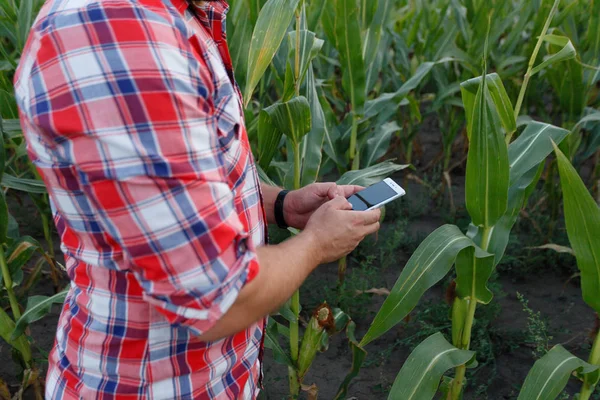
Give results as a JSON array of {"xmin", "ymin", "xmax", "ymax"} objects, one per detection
[{"xmin": 14, "ymin": 0, "xmax": 381, "ymax": 398}]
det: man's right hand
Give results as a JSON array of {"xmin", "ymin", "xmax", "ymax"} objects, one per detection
[{"xmin": 303, "ymin": 196, "xmax": 381, "ymax": 264}]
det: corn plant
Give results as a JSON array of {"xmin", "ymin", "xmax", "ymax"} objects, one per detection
[
  {"xmin": 514, "ymin": 143, "xmax": 600, "ymax": 400},
  {"xmin": 335, "ymin": 6, "xmax": 585, "ymax": 398},
  {"xmin": 232, "ymin": 0, "xmax": 407, "ymax": 397}
]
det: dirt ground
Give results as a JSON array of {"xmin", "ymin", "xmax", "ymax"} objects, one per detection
[{"xmin": 2, "ymin": 116, "xmax": 598, "ymax": 399}]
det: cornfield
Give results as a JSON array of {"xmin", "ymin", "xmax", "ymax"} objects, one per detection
[{"xmin": 1, "ymin": 0, "xmax": 599, "ymax": 399}]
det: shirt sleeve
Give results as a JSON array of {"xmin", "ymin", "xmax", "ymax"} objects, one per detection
[{"xmin": 30, "ymin": 3, "xmax": 259, "ymax": 336}]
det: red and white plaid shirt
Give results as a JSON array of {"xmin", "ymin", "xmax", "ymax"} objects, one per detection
[{"xmin": 14, "ymin": 0, "xmax": 266, "ymax": 398}]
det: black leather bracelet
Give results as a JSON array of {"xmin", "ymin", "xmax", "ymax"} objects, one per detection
[{"xmin": 274, "ymin": 190, "xmax": 290, "ymax": 229}]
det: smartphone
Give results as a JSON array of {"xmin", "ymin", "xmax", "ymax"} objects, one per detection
[{"xmin": 347, "ymin": 178, "xmax": 406, "ymax": 211}]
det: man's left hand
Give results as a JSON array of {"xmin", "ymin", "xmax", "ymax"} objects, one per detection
[{"xmin": 284, "ymin": 183, "xmax": 363, "ymax": 229}]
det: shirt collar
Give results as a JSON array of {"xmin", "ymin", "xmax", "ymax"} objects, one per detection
[{"xmin": 169, "ymin": 0, "xmax": 229, "ymax": 16}]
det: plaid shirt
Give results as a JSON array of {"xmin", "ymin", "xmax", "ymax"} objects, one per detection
[{"xmin": 14, "ymin": 0, "xmax": 266, "ymax": 398}]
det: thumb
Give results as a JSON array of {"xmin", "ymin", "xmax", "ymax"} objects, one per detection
[{"xmin": 328, "ymin": 195, "xmax": 353, "ymax": 210}]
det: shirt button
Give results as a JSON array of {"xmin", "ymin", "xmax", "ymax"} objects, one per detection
[{"xmin": 237, "ymin": 238, "xmax": 247, "ymax": 255}]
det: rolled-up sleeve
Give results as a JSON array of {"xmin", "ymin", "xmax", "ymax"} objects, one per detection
[{"xmin": 32, "ymin": 4, "xmax": 259, "ymax": 336}]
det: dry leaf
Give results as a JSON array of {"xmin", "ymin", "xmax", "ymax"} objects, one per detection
[
  {"xmin": 301, "ymin": 383, "xmax": 318, "ymax": 400},
  {"xmin": 355, "ymin": 288, "xmax": 390, "ymax": 296},
  {"xmin": 527, "ymin": 243, "xmax": 574, "ymax": 255},
  {"xmin": 0, "ymin": 378, "xmax": 10, "ymax": 400}
]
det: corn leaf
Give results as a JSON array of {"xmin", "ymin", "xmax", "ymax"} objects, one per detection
[
  {"xmin": 363, "ymin": 0, "xmax": 391, "ymax": 70},
  {"xmin": 287, "ymin": 30, "xmax": 324, "ymax": 91},
  {"xmin": 545, "ymin": 32, "xmax": 585, "ymax": 122},
  {"xmin": 264, "ymin": 318, "xmax": 295, "ymax": 367},
  {"xmin": 243, "ymin": 0, "xmax": 299, "ymax": 106},
  {"xmin": 269, "ymin": 96, "xmax": 312, "ymax": 146},
  {"xmin": 2, "ymin": 174, "xmax": 47, "ymax": 194},
  {"xmin": 518, "ymin": 345, "xmax": 598, "ymax": 400},
  {"xmin": 0, "ymin": 192, "xmax": 8, "ymax": 243},
  {"xmin": 508, "ymin": 122, "xmax": 569, "ymax": 185},
  {"xmin": 257, "ymin": 105, "xmax": 283, "ymax": 170},
  {"xmin": 6, "ymin": 236, "xmax": 42, "ymax": 280},
  {"xmin": 228, "ymin": 7, "xmax": 252, "ymax": 91},
  {"xmin": 17, "ymin": 0, "xmax": 34, "ymax": 50},
  {"xmin": 363, "ymin": 61, "xmax": 437, "ymax": 121},
  {"xmin": 334, "ymin": 0, "xmax": 366, "ymax": 114},
  {"xmin": 553, "ymin": 142, "xmax": 600, "ymax": 314},
  {"xmin": 531, "ymin": 34, "xmax": 577, "ymax": 76},
  {"xmin": 300, "ymin": 66, "xmax": 326, "ymax": 186},
  {"xmin": 11, "ymin": 290, "xmax": 68, "ymax": 341},
  {"xmin": 333, "ymin": 321, "xmax": 367, "ymax": 400},
  {"xmin": 464, "ymin": 72, "xmax": 509, "ymax": 228},
  {"xmin": 388, "ymin": 333, "xmax": 474, "ymax": 400},
  {"xmin": 360, "ymin": 225, "xmax": 476, "ymax": 347},
  {"xmin": 336, "ymin": 160, "xmax": 409, "ymax": 187},
  {"xmin": 361, "ymin": 121, "xmax": 401, "ymax": 168},
  {"xmin": 0, "ymin": 307, "xmax": 31, "ymax": 363},
  {"xmin": 460, "ymin": 73, "xmax": 516, "ymax": 138},
  {"xmin": 0, "ymin": 119, "xmax": 5, "ymax": 183},
  {"xmin": 455, "ymin": 246, "xmax": 495, "ymax": 304}
]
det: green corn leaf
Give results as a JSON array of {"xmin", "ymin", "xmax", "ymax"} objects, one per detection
[
  {"xmin": 451, "ymin": 297, "xmax": 469, "ymax": 347},
  {"xmin": 0, "ymin": 307, "xmax": 31, "ymax": 363},
  {"xmin": 388, "ymin": 332, "xmax": 475, "ymax": 400},
  {"xmin": 0, "ymin": 119, "xmax": 5, "ymax": 184},
  {"xmin": 257, "ymin": 105, "xmax": 283, "ymax": 171},
  {"xmin": 530, "ymin": 34, "xmax": 577, "ymax": 76},
  {"xmin": 17, "ymin": 0, "xmax": 33, "ymax": 50},
  {"xmin": 363, "ymin": 0, "xmax": 391, "ymax": 68},
  {"xmin": 553, "ymin": 142, "xmax": 600, "ymax": 314},
  {"xmin": 464, "ymin": 69, "xmax": 509, "ymax": 228},
  {"xmin": 269, "ymin": 96, "xmax": 312, "ymax": 146},
  {"xmin": 11, "ymin": 290, "xmax": 68, "ymax": 341},
  {"xmin": 243, "ymin": 0, "xmax": 300, "ymax": 106},
  {"xmin": 264, "ymin": 318, "xmax": 295, "ymax": 367},
  {"xmin": 333, "ymin": 321, "xmax": 367, "ymax": 400},
  {"xmin": 508, "ymin": 122, "xmax": 570, "ymax": 185},
  {"xmin": 319, "ymin": 93, "xmax": 344, "ymax": 167},
  {"xmin": 2, "ymin": 174, "xmax": 47, "ymax": 194},
  {"xmin": 518, "ymin": 345, "xmax": 598, "ymax": 400},
  {"xmin": 336, "ymin": 160, "xmax": 409, "ymax": 187},
  {"xmin": 300, "ymin": 66, "xmax": 326, "ymax": 186},
  {"xmin": 361, "ymin": 121, "xmax": 401, "ymax": 168},
  {"xmin": 287, "ymin": 30, "xmax": 324, "ymax": 91},
  {"xmin": 228, "ymin": 7, "xmax": 252, "ymax": 91},
  {"xmin": 360, "ymin": 225, "xmax": 476, "ymax": 347},
  {"xmin": 363, "ymin": 61, "xmax": 437, "ymax": 121},
  {"xmin": 0, "ymin": 192, "xmax": 8, "ymax": 243},
  {"xmin": 545, "ymin": 32, "xmax": 585, "ymax": 123},
  {"xmin": 6, "ymin": 236, "xmax": 43, "ymax": 281},
  {"xmin": 1, "ymin": 119, "xmax": 22, "ymax": 138},
  {"xmin": 334, "ymin": 0, "xmax": 366, "ymax": 114},
  {"xmin": 460, "ymin": 73, "xmax": 516, "ymax": 138},
  {"xmin": 455, "ymin": 246, "xmax": 495, "ymax": 304}
]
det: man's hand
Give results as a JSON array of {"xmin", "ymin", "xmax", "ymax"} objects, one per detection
[{"xmin": 283, "ymin": 183, "xmax": 363, "ymax": 229}]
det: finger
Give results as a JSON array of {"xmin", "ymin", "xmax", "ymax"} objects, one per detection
[
  {"xmin": 362, "ymin": 221, "xmax": 381, "ymax": 236},
  {"xmin": 326, "ymin": 183, "xmax": 346, "ymax": 200},
  {"xmin": 340, "ymin": 185, "xmax": 364, "ymax": 197},
  {"xmin": 309, "ymin": 182, "xmax": 336, "ymax": 199},
  {"xmin": 360, "ymin": 208, "xmax": 381, "ymax": 225},
  {"xmin": 328, "ymin": 195, "xmax": 353, "ymax": 210}
]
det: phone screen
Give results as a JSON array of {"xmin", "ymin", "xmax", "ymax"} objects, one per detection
[{"xmin": 347, "ymin": 181, "xmax": 398, "ymax": 211}]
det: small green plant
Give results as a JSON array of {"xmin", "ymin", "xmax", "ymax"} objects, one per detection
[{"xmin": 517, "ymin": 292, "xmax": 553, "ymax": 359}]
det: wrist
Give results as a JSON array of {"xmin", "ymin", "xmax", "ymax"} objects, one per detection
[
  {"xmin": 274, "ymin": 189, "xmax": 290, "ymax": 229},
  {"xmin": 297, "ymin": 229, "xmax": 323, "ymax": 268}
]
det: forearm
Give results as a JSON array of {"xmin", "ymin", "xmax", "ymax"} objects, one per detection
[
  {"xmin": 197, "ymin": 231, "xmax": 319, "ymax": 342},
  {"xmin": 260, "ymin": 182, "xmax": 282, "ymax": 225}
]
